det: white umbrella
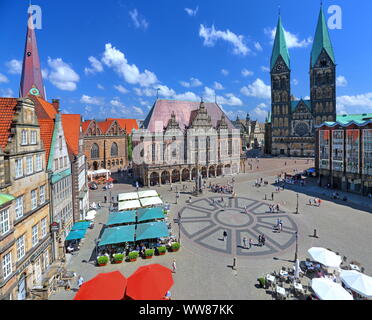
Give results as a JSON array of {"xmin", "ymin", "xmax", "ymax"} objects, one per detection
[
  {"xmin": 340, "ymin": 270, "xmax": 372, "ymax": 298},
  {"xmin": 85, "ymin": 210, "xmax": 96, "ymax": 221},
  {"xmin": 312, "ymin": 278, "xmax": 353, "ymax": 300},
  {"xmin": 308, "ymin": 247, "xmax": 342, "ymax": 268},
  {"xmin": 294, "ymin": 259, "xmax": 301, "ymax": 279}
]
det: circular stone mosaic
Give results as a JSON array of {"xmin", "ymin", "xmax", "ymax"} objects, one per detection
[{"xmin": 179, "ymin": 196, "xmax": 298, "ymax": 257}]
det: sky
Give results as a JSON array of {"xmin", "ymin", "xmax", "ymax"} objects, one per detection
[{"xmin": 0, "ymin": 0, "xmax": 372, "ymax": 121}]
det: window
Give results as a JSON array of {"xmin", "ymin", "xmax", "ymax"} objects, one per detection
[
  {"xmin": 111, "ymin": 142, "xmax": 118, "ymax": 156},
  {"xmin": 30, "ymin": 131, "xmax": 37, "ymax": 144},
  {"xmin": 32, "ymin": 224, "xmax": 39, "ymax": 247},
  {"xmin": 21, "ymin": 130, "xmax": 28, "ymax": 145},
  {"xmin": 15, "ymin": 159, "xmax": 23, "ymax": 178},
  {"xmin": 2, "ymin": 252, "xmax": 12, "ymax": 279},
  {"xmin": 31, "ymin": 189, "xmax": 37, "ymax": 210},
  {"xmin": 41, "ymin": 218, "xmax": 47, "ymax": 238},
  {"xmin": 59, "ymin": 136, "xmax": 63, "ymax": 150},
  {"xmin": 15, "ymin": 196, "xmax": 24, "ymax": 220},
  {"xmin": 59, "ymin": 157, "xmax": 63, "ymax": 168},
  {"xmin": 64, "ymin": 156, "xmax": 67, "ymax": 167},
  {"xmin": 16, "ymin": 235, "xmax": 25, "ymax": 261},
  {"xmin": 54, "ymin": 159, "xmax": 58, "ymax": 171},
  {"xmin": 40, "ymin": 185, "xmax": 46, "ymax": 205},
  {"xmin": 36, "ymin": 154, "xmax": 42, "ymax": 171},
  {"xmin": 0, "ymin": 208, "xmax": 10, "ymax": 235},
  {"xmin": 91, "ymin": 143, "xmax": 99, "ymax": 159},
  {"xmin": 26, "ymin": 156, "xmax": 33, "ymax": 175}
]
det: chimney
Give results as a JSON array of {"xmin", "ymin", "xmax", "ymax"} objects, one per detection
[{"xmin": 52, "ymin": 99, "xmax": 60, "ymax": 112}]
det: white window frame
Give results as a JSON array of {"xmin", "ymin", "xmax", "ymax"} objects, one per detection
[
  {"xmin": 15, "ymin": 158, "xmax": 23, "ymax": 178},
  {"xmin": 31, "ymin": 189, "xmax": 37, "ymax": 210},
  {"xmin": 32, "ymin": 224, "xmax": 39, "ymax": 247},
  {"xmin": 41, "ymin": 218, "xmax": 47, "ymax": 238},
  {"xmin": 16, "ymin": 235, "xmax": 25, "ymax": 261},
  {"xmin": 36, "ymin": 154, "xmax": 42, "ymax": 172},
  {"xmin": 21, "ymin": 130, "xmax": 28, "ymax": 145},
  {"xmin": 26, "ymin": 156, "xmax": 33, "ymax": 175},
  {"xmin": 0, "ymin": 208, "xmax": 10, "ymax": 235},
  {"xmin": 30, "ymin": 130, "xmax": 37, "ymax": 144},
  {"xmin": 15, "ymin": 196, "xmax": 24, "ymax": 220},
  {"xmin": 54, "ymin": 159, "xmax": 58, "ymax": 171},
  {"xmin": 2, "ymin": 252, "xmax": 12, "ymax": 279},
  {"xmin": 39, "ymin": 185, "xmax": 46, "ymax": 205},
  {"xmin": 59, "ymin": 157, "xmax": 63, "ymax": 168}
]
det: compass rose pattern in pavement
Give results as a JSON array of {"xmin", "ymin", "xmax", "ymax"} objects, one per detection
[{"xmin": 179, "ymin": 197, "xmax": 298, "ymax": 258}]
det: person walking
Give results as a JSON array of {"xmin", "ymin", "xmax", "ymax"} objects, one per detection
[
  {"xmin": 242, "ymin": 237, "xmax": 248, "ymax": 249},
  {"xmin": 223, "ymin": 230, "xmax": 228, "ymax": 242},
  {"xmin": 262, "ymin": 234, "xmax": 266, "ymax": 246},
  {"xmin": 271, "ymin": 192, "xmax": 274, "ymax": 201},
  {"xmin": 276, "ymin": 204, "xmax": 280, "ymax": 212},
  {"xmin": 258, "ymin": 235, "xmax": 262, "ymax": 246},
  {"xmin": 104, "ymin": 195, "xmax": 107, "ymax": 203},
  {"xmin": 77, "ymin": 276, "xmax": 84, "ymax": 288},
  {"xmin": 249, "ymin": 238, "xmax": 252, "ymax": 249},
  {"xmin": 172, "ymin": 259, "xmax": 177, "ymax": 273}
]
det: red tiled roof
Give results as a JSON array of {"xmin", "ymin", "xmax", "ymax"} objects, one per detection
[
  {"xmin": 30, "ymin": 96, "xmax": 57, "ymax": 120},
  {"xmin": 107, "ymin": 118, "xmax": 139, "ymax": 133},
  {"xmin": 38, "ymin": 119, "xmax": 54, "ymax": 164},
  {"xmin": 97, "ymin": 120, "xmax": 115, "ymax": 134},
  {"xmin": 143, "ymin": 99, "xmax": 234, "ymax": 132},
  {"xmin": 61, "ymin": 114, "xmax": 81, "ymax": 155},
  {"xmin": 0, "ymin": 98, "xmax": 18, "ymax": 151}
]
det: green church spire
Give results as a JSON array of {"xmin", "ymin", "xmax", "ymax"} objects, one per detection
[
  {"xmin": 270, "ymin": 15, "xmax": 290, "ymax": 71},
  {"xmin": 311, "ymin": 7, "xmax": 335, "ymax": 67}
]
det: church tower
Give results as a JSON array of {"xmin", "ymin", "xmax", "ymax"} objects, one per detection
[
  {"xmin": 270, "ymin": 15, "xmax": 291, "ymax": 155},
  {"xmin": 20, "ymin": 9, "xmax": 46, "ymax": 100},
  {"xmin": 310, "ymin": 7, "xmax": 336, "ymax": 125}
]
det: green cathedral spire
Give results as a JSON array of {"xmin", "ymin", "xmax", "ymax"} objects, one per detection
[
  {"xmin": 270, "ymin": 15, "xmax": 290, "ymax": 71},
  {"xmin": 311, "ymin": 8, "xmax": 335, "ymax": 67}
]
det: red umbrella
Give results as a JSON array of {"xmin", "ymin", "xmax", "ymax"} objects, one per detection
[
  {"xmin": 107, "ymin": 177, "xmax": 114, "ymax": 183},
  {"xmin": 74, "ymin": 271, "xmax": 127, "ymax": 300},
  {"xmin": 126, "ymin": 264, "xmax": 174, "ymax": 300}
]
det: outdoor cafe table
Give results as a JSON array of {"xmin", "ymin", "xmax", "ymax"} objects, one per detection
[
  {"xmin": 276, "ymin": 286, "xmax": 286, "ymax": 298},
  {"xmin": 349, "ymin": 264, "xmax": 361, "ymax": 272},
  {"xmin": 266, "ymin": 274, "xmax": 275, "ymax": 283},
  {"xmin": 280, "ymin": 270, "xmax": 288, "ymax": 277},
  {"xmin": 294, "ymin": 282, "xmax": 304, "ymax": 293}
]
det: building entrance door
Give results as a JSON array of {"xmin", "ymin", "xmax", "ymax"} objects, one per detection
[{"xmin": 18, "ymin": 275, "xmax": 27, "ymax": 300}]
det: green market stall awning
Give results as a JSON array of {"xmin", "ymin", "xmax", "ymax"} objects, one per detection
[
  {"xmin": 137, "ymin": 207, "xmax": 165, "ymax": 222},
  {"xmin": 107, "ymin": 210, "xmax": 136, "ymax": 226},
  {"xmin": 135, "ymin": 221, "xmax": 169, "ymax": 241},
  {"xmin": 98, "ymin": 225, "xmax": 136, "ymax": 246},
  {"xmin": 66, "ymin": 229, "xmax": 87, "ymax": 241},
  {"xmin": 71, "ymin": 221, "xmax": 91, "ymax": 231}
]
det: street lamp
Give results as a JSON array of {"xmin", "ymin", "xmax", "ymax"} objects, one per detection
[
  {"xmin": 177, "ymin": 211, "xmax": 182, "ymax": 244},
  {"xmin": 295, "ymin": 193, "xmax": 299, "ymax": 214},
  {"xmin": 294, "ymin": 231, "xmax": 298, "ymax": 262}
]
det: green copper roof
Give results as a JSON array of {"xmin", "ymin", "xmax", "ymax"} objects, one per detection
[
  {"xmin": 271, "ymin": 16, "xmax": 290, "ymax": 71},
  {"xmin": 311, "ymin": 8, "xmax": 335, "ymax": 67},
  {"xmin": 0, "ymin": 193, "xmax": 15, "ymax": 207},
  {"xmin": 336, "ymin": 113, "xmax": 372, "ymax": 124}
]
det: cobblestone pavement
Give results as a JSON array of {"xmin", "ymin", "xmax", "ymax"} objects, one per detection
[{"xmin": 49, "ymin": 158, "xmax": 372, "ymax": 300}]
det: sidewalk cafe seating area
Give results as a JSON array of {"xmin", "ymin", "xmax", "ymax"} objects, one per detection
[{"xmin": 65, "ymin": 221, "xmax": 93, "ymax": 253}]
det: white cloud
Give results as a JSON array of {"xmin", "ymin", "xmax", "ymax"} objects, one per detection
[
  {"xmin": 250, "ymin": 103, "xmax": 269, "ymax": 121},
  {"xmin": 84, "ymin": 56, "xmax": 104, "ymax": 75},
  {"xmin": 213, "ymin": 81, "xmax": 224, "ymax": 90},
  {"xmin": 114, "ymin": 84, "xmax": 129, "ymax": 94},
  {"xmin": 97, "ymin": 84, "xmax": 105, "ymax": 90},
  {"xmin": 133, "ymin": 106, "xmax": 144, "ymax": 115},
  {"xmin": 221, "ymin": 69, "xmax": 229, "ymax": 76},
  {"xmin": 336, "ymin": 75, "xmax": 347, "ymax": 87},
  {"xmin": 241, "ymin": 68, "xmax": 254, "ymax": 77},
  {"xmin": 185, "ymin": 6, "xmax": 199, "ymax": 16},
  {"xmin": 180, "ymin": 77, "xmax": 203, "ymax": 88},
  {"xmin": 203, "ymin": 87, "xmax": 243, "ymax": 106},
  {"xmin": 199, "ymin": 24, "xmax": 250, "ymax": 56},
  {"xmin": 265, "ymin": 27, "xmax": 312, "ymax": 48},
  {"xmin": 337, "ymin": 93, "xmax": 372, "ymax": 114},
  {"xmin": 102, "ymin": 43, "xmax": 158, "ymax": 87},
  {"xmin": 6, "ymin": 59, "xmax": 22, "ymax": 74},
  {"xmin": 80, "ymin": 95, "xmax": 104, "ymax": 105},
  {"xmin": 173, "ymin": 91, "xmax": 199, "ymax": 101},
  {"xmin": 0, "ymin": 73, "xmax": 9, "ymax": 83},
  {"xmin": 47, "ymin": 57, "xmax": 80, "ymax": 91},
  {"xmin": 110, "ymin": 97, "xmax": 126, "ymax": 108},
  {"xmin": 0, "ymin": 88, "xmax": 14, "ymax": 97},
  {"xmin": 261, "ymin": 66, "xmax": 270, "ymax": 72},
  {"xmin": 240, "ymin": 78, "xmax": 271, "ymax": 99},
  {"xmin": 254, "ymin": 42, "xmax": 263, "ymax": 51},
  {"xmin": 293, "ymin": 79, "xmax": 299, "ymax": 86},
  {"xmin": 129, "ymin": 9, "xmax": 149, "ymax": 30}
]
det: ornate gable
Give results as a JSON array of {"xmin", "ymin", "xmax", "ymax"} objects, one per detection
[{"xmin": 189, "ymin": 101, "xmax": 212, "ymax": 129}]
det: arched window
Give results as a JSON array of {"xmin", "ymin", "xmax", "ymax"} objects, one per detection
[
  {"xmin": 111, "ymin": 142, "xmax": 118, "ymax": 156},
  {"xmin": 91, "ymin": 143, "xmax": 99, "ymax": 159}
]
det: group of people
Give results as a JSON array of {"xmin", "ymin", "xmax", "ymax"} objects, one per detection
[
  {"xmin": 308, "ymin": 198, "xmax": 322, "ymax": 206},
  {"xmin": 273, "ymin": 219, "xmax": 283, "ymax": 232},
  {"xmin": 254, "ymin": 178, "xmax": 265, "ymax": 188},
  {"xmin": 222, "ymin": 231, "xmax": 266, "ymax": 248},
  {"xmin": 211, "ymin": 183, "xmax": 234, "ymax": 194},
  {"xmin": 268, "ymin": 204, "xmax": 281, "ymax": 213}
]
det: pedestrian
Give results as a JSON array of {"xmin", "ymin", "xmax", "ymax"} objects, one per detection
[
  {"xmin": 258, "ymin": 235, "xmax": 262, "ymax": 246},
  {"xmin": 262, "ymin": 234, "xmax": 266, "ymax": 246},
  {"xmin": 223, "ymin": 230, "xmax": 228, "ymax": 242},
  {"xmin": 276, "ymin": 204, "xmax": 280, "ymax": 212},
  {"xmin": 309, "ymin": 199, "xmax": 312, "ymax": 206},
  {"xmin": 104, "ymin": 195, "xmax": 107, "ymax": 203},
  {"xmin": 242, "ymin": 237, "xmax": 248, "ymax": 248},
  {"xmin": 172, "ymin": 259, "xmax": 177, "ymax": 273},
  {"xmin": 77, "ymin": 276, "xmax": 84, "ymax": 288},
  {"xmin": 249, "ymin": 238, "xmax": 252, "ymax": 249},
  {"xmin": 272, "ymin": 192, "xmax": 274, "ymax": 201}
]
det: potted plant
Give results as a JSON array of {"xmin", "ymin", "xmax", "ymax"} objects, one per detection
[
  {"xmin": 144, "ymin": 249, "xmax": 155, "ymax": 259},
  {"xmin": 257, "ymin": 277, "xmax": 266, "ymax": 288},
  {"xmin": 157, "ymin": 246, "xmax": 167, "ymax": 256},
  {"xmin": 127, "ymin": 251, "xmax": 139, "ymax": 262},
  {"xmin": 113, "ymin": 253, "xmax": 124, "ymax": 264},
  {"xmin": 97, "ymin": 255, "xmax": 109, "ymax": 266},
  {"xmin": 170, "ymin": 242, "xmax": 180, "ymax": 252}
]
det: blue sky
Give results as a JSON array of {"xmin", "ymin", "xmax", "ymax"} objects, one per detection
[{"xmin": 0, "ymin": 0, "xmax": 371, "ymax": 121}]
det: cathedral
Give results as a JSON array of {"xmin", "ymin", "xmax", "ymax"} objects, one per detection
[{"xmin": 269, "ymin": 7, "xmax": 336, "ymax": 157}]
